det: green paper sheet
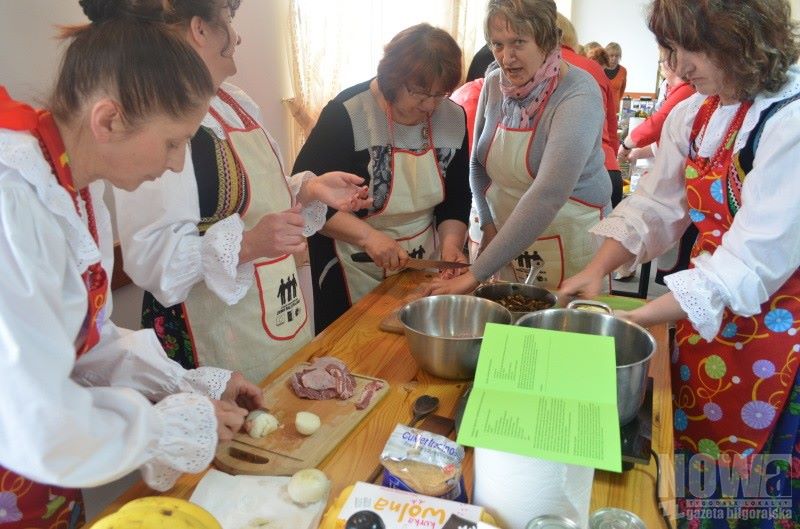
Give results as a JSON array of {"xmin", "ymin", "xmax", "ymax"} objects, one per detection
[{"xmin": 456, "ymin": 323, "xmax": 622, "ymax": 472}]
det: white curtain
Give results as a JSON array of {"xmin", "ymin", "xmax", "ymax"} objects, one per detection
[{"xmin": 284, "ymin": 0, "xmax": 489, "ymax": 160}]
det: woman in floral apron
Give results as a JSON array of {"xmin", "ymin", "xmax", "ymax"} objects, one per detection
[
  {"xmin": 428, "ymin": 0, "xmax": 612, "ymax": 296},
  {"xmin": 114, "ymin": 0, "xmax": 371, "ymax": 384},
  {"xmin": 561, "ymin": 1, "xmax": 800, "ymax": 527},
  {"xmin": 0, "ymin": 2, "xmax": 264, "ymax": 528}
]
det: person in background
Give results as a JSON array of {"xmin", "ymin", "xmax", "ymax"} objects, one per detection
[
  {"xmin": 587, "ymin": 45, "xmax": 611, "ymax": 69},
  {"xmin": 429, "ymin": 0, "xmax": 610, "ymax": 295},
  {"xmin": 556, "ymin": 13, "xmax": 623, "ymax": 207},
  {"xmin": 0, "ymin": 1, "xmax": 264, "ymax": 526},
  {"xmin": 617, "ymin": 51, "xmax": 696, "ymax": 284},
  {"xmin": 618, "ymin": 50, "xmax": 694, "ymax": 163},
  {"xmin": 560, "ymin": 0, "xmax": 800, "ymax": 526},
  {"xmin": 466, "ymin": 44, "xmax": 495, "ymax": 82},
  {"xmin": 604, "ymin": 42, "xmax": 627, "ymax": 112},
  {"xmin": 114, "ymin": 0, "xmax": 371, "ymax": 383},
  {"xmin": 292, "ymin": 23, "xmax": 471, "ymax": 333}
]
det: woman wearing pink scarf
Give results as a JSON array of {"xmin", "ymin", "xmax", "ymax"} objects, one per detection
[{"xmin": 431, "ymin": 0, "xmax": 611, "ymax": 294}]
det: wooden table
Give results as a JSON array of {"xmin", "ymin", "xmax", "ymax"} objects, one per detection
[{"xmin": 88, "ymin": 271, "xmax": 675, "ymax": 528}]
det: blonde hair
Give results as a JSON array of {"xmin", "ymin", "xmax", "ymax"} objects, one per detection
[
  {"xmin": 605, "ymin": 42, "xmax": 622, "ymax": 55},
  {"xmin": 556, "ymin": 13, "xmax": 578, "ymax": 51}
]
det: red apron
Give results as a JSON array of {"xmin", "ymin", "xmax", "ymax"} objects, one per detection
[
  {"xmin": 673, "ymin": 96, "xmax": 800, "ymax": 462},
  {"xmin": 0, "ymin": 88, "xmax": 108, "ymax": 527}
]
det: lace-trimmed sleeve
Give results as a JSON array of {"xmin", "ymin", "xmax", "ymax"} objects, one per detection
[
  {"xmin": 286, "ymin": 170, "xmax": 328, "ymax": 236},
  {"xmin": 181, "ymin": 367, "xmax": 232, "ymax": 400},
  {"xmin": 201, "ymin": 214, "xmax": 254, "ymax": 305},
  {"xmin": 140, "ymin": 393, "xmax": 218, "ymax": 491},
  {"xmin": 664, "ymin": 268, "xmax": 727, "ymax": 341}
]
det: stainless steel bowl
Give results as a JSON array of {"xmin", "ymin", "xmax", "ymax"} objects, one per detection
[
  {"xmin": 473, "ymin": 282, "xmax": 557, "ymax": 322},
  {"xmin": 515, "ymin": 301, "xmax": 656, "ymax": 425},
  {"xmin": 399, "ymin": 295, "xmax": 513, "ymax": 380}
]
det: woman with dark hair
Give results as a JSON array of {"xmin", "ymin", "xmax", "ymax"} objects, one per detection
[
  {"xmin": 561, "ymin": 1, "xmax": 800, "ymax": 526},
  {"xmin": 429, "ymin": 0, "xmax": 610, "ymax": 295},
  {"xmin": 0, "ymin": 1, "xmax": 264, "ymax": 526},
  {"xmin": 114, "ymin": 0, "xmax": 371, "ymax": 382},
  {"xmin": 292, "ymin": 23, "xmax": 471, "ymax": 333}
]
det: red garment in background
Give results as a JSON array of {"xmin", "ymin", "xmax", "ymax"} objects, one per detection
[
  {"xmin": 561, "ymin": 45, "xmax": 620, "ymax": 172},
  {"xmin": 605, "ymin": 64, "xmax": 627, "ymax": 112},
  {"xmin": 630, "ymin": 81, "xmax": 695, "ymax": 147},
  {"xmin": 450, "ymin": 78, "xmax": 485, "ymax": 153}
]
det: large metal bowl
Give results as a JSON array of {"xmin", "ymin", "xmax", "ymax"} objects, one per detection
[
  {"xmin": 515, "ymin": 301, "xmax": 656, "ymax": 425},
  {"xmin": 474, "ymin": 282, "xmax": 557, "ymax": 322},
  {"xmin": 399, "ymin": 295, "xmax": 512, "ymax": 380}
]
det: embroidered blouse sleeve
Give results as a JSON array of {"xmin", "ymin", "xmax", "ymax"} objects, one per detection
[
  {"xmin": 665, "ymin": 101, "xmax": 800, "ymax": 340},
  {"xmin": 591, "ymin": 97, "xmax": 698, "ymax": 269},
  {"xmin": 113, "ymin": 138, "xmax": 253, "ymax": 307},
  {"xmin": 0, "ymin": 183, "xmax": 218, "ymax": 491}
]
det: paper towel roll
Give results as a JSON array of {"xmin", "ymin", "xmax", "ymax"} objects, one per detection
[{"xmin": 473, "ymin": 448, "xmax": 594, "ymax": 529}]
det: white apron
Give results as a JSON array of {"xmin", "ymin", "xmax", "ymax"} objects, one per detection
[
  {"xmin": 183, "ymin": 90, "xmax": 312, "ymax": 383},
  {"xmin": 484, "ymin": 116, "xmax": 603, "ymax": 288},
  {"xmin": 335, "ymin": 113, "xmax": 445, "ymax": 304}
]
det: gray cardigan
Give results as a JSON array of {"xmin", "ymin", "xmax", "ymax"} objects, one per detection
[{"xmin": 471, "ymin": 65, "xmax": 611, "ymax": 280}]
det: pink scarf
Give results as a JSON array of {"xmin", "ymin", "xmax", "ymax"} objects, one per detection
[{"xmin": 499, "ymin": 49, "xmax": 562, "ymax": 128}]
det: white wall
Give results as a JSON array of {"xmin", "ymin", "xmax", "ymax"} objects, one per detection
[{"xmin": 571, "ymin": 0, "xmax": 660, "ymax": 94}]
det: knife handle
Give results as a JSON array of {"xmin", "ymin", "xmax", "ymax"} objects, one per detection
[{"xmin": 351, "ymin": 252, "xmax": 374, "ymax": 263}]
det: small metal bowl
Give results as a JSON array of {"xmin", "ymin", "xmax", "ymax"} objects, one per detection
[
  {"xmin": 399, "ymin": 295, "xmax": 512, "ymax": 380},
  {"xmin": 474, "ymin": 282, "xmax": 558, "ymax": 322}
]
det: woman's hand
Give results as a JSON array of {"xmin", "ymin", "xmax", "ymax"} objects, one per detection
[
  {"xmin": 362, "ymin": 232, "xmax": 408, "ymax": 270},
  {"xmin": 426, "ymin": 270, "xmax": 479, "ymax": 295},
  {"xmin": 478, "ymin": 223, "xmax": 497, "ymax": 256},
  {"xmin": 240, "ymin": 204, "xmax": 306, "ymax": 262},
  {"xmin": 220, "ymin": 371, "xmax": 263, "ymax": 411},
  {"xmin": 438, "ymin": 243, "xmax": 469, "ymax": 279},
  {"xmin": 301, "ymin": 171, "xmax": 373, "ymax": 212},
  {"xmin": 558, "ymin": 268, "xmax": 606, "ymax": 302},
  {"xmin": 211, "ymin": 399, "xmax": 248, "ymax": 441}
]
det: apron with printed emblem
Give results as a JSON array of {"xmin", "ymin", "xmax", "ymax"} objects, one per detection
[
  {"xmin": 334, "ymin": 111, "xmax": 445, "ymax": 304},
  {"xmin": 672, "ymin": 96, "xmax": 800, "ymax": 526},
  {"xmin": 0, "ymin": 90, "xmax": 100, "ymax": 528},
  {"xmin": 483, "ymin": 90, "xmax": 603, "ymax": 288},
  {"xmin": 182, "ymin": 89, "xmax": 312, "ymax": 384}
]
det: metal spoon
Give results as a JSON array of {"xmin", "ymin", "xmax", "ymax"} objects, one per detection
[
  {"xmin": 523, "ymin": 261, "xmax": 544, "ymax": 285},
  {"xmin": 364, "ymin": 394, "xmax": 440, "ymax": 483}
]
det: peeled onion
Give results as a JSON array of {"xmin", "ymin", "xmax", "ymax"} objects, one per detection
[
  {"xmin": 295, "ymin": 411, "xmax": 321, "ymax": 435},
  {"xmin": 287, "ymin": 468, "xmax": 330, "ymax": 504},
  {"xmin": 245, "ymin": 410, "xmax": 279, "ymax": 438}
]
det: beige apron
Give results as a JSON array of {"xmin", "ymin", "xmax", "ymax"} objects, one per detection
[
  {"xmin": 484, "ymin": 123, "xmax": 603, "ymax": 288},
  {"xmin": 183, "ymin": 90, "xmax": 312, "ymax": 383},
  {"xmin": 335, "ymin": 114, "xmax": 445, "ymax": 304}
]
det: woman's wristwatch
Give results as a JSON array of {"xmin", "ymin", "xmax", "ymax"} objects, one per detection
[{"xmin": 621, "ymin": 139, "xmax": 633, "ymax": 151}]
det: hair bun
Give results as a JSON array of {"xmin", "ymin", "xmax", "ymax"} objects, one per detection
[{"xmin": 79, "ymin": 0, "xmax": 163, "ymax": 24}]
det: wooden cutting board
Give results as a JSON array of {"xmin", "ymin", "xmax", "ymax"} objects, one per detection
[{"xmin": 214, "ymin": 366, "xmax": 389, "ymax": 476}]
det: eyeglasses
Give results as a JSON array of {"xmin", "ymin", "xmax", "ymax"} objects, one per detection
[{"xmin": 405, "ymin": 85, "xmax": 450, "ymax": 103}]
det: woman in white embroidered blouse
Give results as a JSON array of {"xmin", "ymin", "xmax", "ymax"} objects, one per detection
[
  {"xmin": 113, "ymin": 0, "xmax": 371, "ymax": 383},
  {"xmin": 0, "ymin": 1, "xmax": 263, "ymax": 526},
  {"xmin": 560, "ymin": 0, "xmax": 800, "ymax": 526}
]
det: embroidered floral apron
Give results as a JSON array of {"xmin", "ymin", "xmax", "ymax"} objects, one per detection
[
  {"xmin": 335, "ymin": 112, "xmax": 444, "ymax": 304},
  {"xmin": 0, "ymin": 92, "xmax": 103, "ymax": 527},
  {"xmin": 674, "ymin": 95, "xmax": 800, "ymax": 457},
  {"xmin": 483, "ymin": 92, "xmax": 603, "ymax": 287},
  {"xmin": 672, "ymin": 96, "xmax": 800, "ymax": 527},
  {"xmin": 182, "ymin": 89, "xmax": 312, "ymax": 384}
]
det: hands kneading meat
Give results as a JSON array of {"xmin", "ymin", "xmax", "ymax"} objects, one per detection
[{"xmin": 290, "ymin": 357, "xmax": 383, "ymax": 409}]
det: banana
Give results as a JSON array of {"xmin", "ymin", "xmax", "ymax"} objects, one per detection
[
  {"xmin": 91, "ymin": 510, "xmax": 143, "ymax": 529},
  {"xmin": 118, "ymin": 496, "xmax": 221, "ymax": 529}
]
